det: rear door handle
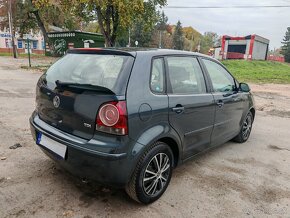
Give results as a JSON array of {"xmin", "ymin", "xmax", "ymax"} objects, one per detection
[
  {"xmin": 217, "ymin": 100, "xmax": 224, "ymax": 108},
  {"xmin": 172, "ymin": 106, "xmax": 185, "ymax": 114}
]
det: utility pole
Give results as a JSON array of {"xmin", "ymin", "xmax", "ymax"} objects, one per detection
[
  {"xmin": 128, "ymin": 28, "xmax": 131, "ymax": 47},
  {"xmin": 159, "ymin": 31, "xmax": 162, "ymax": 48},
  {"xmin": 190, "ymin": 33, "xmax": 194, "ymax": 52},
  {"xmin": 8, "ymin": 0, "xmax": 17, "ymax": 58},
  {"xmin": 197, "ymin": 40, "xmax": 201, "ymax": 53},
  {"xmin": 27, "ymin": 37, "xmax": 31, "ymax": 67}
]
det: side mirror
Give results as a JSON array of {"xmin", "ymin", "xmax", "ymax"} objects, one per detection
[{"xmin": 239, "ymin": 83, "xmax": 251, "ymax": 92}]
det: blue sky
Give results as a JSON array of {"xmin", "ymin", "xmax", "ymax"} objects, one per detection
[{"xmin": 163, "ymin": 0, "xmax": 290, "ymax": 49}]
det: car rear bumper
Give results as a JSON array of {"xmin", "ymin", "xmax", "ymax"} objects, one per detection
[{"xmin": 29, "ymin": 112, "xmax": 138, "ymax": 188}]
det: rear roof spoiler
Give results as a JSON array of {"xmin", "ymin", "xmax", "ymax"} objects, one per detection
[{"xmin": 67, "ymin": 48, "xmax": 136, "ymax": 57}]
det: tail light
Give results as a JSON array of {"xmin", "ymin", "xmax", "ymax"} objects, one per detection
[{"xmin": 96, "ymin": 101, "xmax": 128, "ymax": 135}]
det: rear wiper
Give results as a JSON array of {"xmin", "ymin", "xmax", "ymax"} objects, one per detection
[{"xmin": 55, "ymin": 80, "xmax": 115, "ymax": 94}]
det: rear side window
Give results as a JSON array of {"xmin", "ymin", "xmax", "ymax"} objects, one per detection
[
  {"xmin": 167, "ymin": 56, "xmax": 206, "ymax": 94},
  {"xmin": 45, "ymin": 53, "xmax": 134, "ymax": 95},
  {"xmin": 202, "ymin": 59, "xmax": 236, "ymax": 93},
  {"xmin": 150, "ymin": 58, "xmax": 165, "ymax": 93}
]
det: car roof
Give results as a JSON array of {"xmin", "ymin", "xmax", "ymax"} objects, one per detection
[{"xmin": 68, "ymin": 48, "xmax": 212, "ymax": 59}]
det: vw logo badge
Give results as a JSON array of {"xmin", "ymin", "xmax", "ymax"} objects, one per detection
[{"xmin": 53, "ymin": 96, "xmax": 60, "ymax": 108}]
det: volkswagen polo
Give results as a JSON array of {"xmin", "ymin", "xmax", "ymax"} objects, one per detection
[{"xmin": 30, "ymin": 48, "xmax": 255, "ymax": 204}]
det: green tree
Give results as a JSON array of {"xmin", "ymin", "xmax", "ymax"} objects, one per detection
[
  {"xmin": 83, "ymin": 21, "xmax": 101, "ymax": 33},
  {"xmin": 27, "ymin": 0, "xmax": 54, "ymax": 50},
  {"xmin": 32, "ymin": 0, "xmax": 84, "ymax": 36},
  {"xmin": 182, "ymin": 26, "xmax": 202, "ymax": 51},
  {"xmin": 0, "ymin": 0, "xmax": 9, "ymax": 30},
  {"xmin": 129, "ymin": 2, "xmax": 162, "ymax": 47},
  {"xmin": 14, "ymin": 0, "xmax": 37, "ymax": 36},
  {"xmin": 79, "ymin": 0, "xmax": 167, "ymax": 47},
  {"xmin": 172, "ymin": 20, "xmax": 184, "ymax": 50},
  {"xmin": 153, "ymin": 11, "xmax": 170, "ymax": 48},
  {"xmin": 200, "ymin": 32, "xmax": 219, "ymax": 54},
  {"xmin": 156, "ymin": 11, "xmax": 168, "ymax": 32},
  {"xmin": 281, "ymin": 27, "xmax": 290, "ymax": 63},
  {"xmin": 130, "ymin": 22, "xmax": 152, "ymax": 47},
  {"xmin": 148, "ymin": 11, "xmax": 173, "ymax": 49},
  {"xmin": 13, "ymin": 0, "xmax": 84, "ymax": 54}
]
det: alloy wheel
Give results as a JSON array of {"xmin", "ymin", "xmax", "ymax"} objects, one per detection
[
  {"xmin": 242, "ymin": 114, "xmax": 252, "ymax": 140},
  {"xmin": 142, "ymin": 153, "xmax": 171, "ymax": 196}
]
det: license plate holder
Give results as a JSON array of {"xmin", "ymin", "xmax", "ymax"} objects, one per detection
[{"xmin": 37, "ymin": 133, "xmax": 67, "ymax": 159}]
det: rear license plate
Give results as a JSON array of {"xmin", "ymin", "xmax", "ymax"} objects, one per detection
[{"xmin": 37, "ymin": 133, "xmax": 67, "ymax": 159}]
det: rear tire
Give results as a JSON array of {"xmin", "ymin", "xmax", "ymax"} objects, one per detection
[
  {"xmin": 233, "ymin": 112, "xmax": 253, "ymax": 143},
  {"xmin": 126, "ymin": 141, "xmax": 174, "ymax": 204}
]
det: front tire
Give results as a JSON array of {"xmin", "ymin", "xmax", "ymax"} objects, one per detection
[
  {"xmin": 233, "ymin": 112, "xmax": 253, "ymax": 143},
  {"xmin": 126, "ymin": 141, "xmax": 174, "ymax": 204}
]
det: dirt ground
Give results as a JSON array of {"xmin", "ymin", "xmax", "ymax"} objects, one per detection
[{"xmin": 0, "ymin": 56, "xmax": 290, "ymax": 218}]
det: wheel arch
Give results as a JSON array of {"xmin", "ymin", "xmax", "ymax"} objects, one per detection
[
  {"xmin": 158, "ymin": 137, "xmax": 180, "ymax": 167},
  {"xmin": 131, "ymin": 124, "xmax": 183, "ymax": 169},
  {"xmin": 249, "ymin": 107, "xmax": 255, "ymax": 121}
]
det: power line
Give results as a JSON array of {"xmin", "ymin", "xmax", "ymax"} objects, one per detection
[{"xmin": 165, "ymin": 5, "xmax": 290, "ymax": 9}]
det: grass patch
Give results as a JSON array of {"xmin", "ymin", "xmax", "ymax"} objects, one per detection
[
  {"xmin": 222, "ymin": 60, "xmax": 290, "ymax": 84},
  {"xmin": 21, "ymin": 65, "xmax": 50, "ymax": 72},
  {"xmin": 0, "ymin": 52, "xmax": 45, "ymax": 58},
  {"xmin": 0, "ymin": 53, "xmax": 13, "ymax": 56}
]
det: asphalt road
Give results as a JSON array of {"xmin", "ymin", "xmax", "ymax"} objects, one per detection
[{"xmin": 0, "ymin": 57, "xmax": 290, "ymax": 218}]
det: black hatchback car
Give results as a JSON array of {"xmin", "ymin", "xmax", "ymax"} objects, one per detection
[{"xmin": 30, "ymin": 48, "xmax": 255, "ymax": 204}]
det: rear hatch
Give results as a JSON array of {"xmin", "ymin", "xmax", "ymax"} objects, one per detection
[{"xmin": 36, "ymin": 49, "xmax": 135, "ymax": 140}]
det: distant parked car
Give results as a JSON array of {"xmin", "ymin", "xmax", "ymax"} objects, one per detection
[{"xmin": 30, "ymin": 48, "xmax": 255, "ymax": 204}]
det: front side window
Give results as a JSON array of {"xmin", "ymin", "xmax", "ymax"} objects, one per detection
[
  {"xmin": 167, "ymin": 56, "xmax": 206, "ymax": 94},
  {"xmin": 150, "ymin": 58, "xmax": 165, "ymax": 93},
  {"xmin": 202, "ymin": 59, "xmax": 236, "ymax": 92}
]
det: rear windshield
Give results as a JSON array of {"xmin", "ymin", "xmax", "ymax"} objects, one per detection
[{"xmin": 45, "ymin": 53, "xmax": 134, "ymax": 95}]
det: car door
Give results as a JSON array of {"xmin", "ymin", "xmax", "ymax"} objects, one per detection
[
  {"xmin": 166, "ymin": 56, "xmax": 215, "ymax": 160},
  {"xmin": 201, "ymin": 58, "xmax": 244, "ymax": 146}
]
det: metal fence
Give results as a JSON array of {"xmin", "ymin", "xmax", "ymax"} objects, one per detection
[{"xmin": 267, "ymin": 55, "xmax": 285, "ymax": 62}]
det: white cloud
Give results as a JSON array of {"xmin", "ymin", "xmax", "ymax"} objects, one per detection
[{"xmin": 163, "ymin": 0, "xmax": 290, "ymax": 49}]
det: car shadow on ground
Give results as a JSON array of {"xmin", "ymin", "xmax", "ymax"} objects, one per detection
[
  {"xmin": 49, "ymin": 165, "xmax": 136, "ymax": 203},
  {"xmin": 41, "ymin": 140, "xmax": 237, "ymax": 207}
]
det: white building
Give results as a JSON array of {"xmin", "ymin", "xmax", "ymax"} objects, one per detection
[
  {"xmin": 0, "ymin": 29, "xmax": 45, "ymax": 54},
  {"xmin": 215, "ymin": 34, "xmax": 270, "ymax": 60}
]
